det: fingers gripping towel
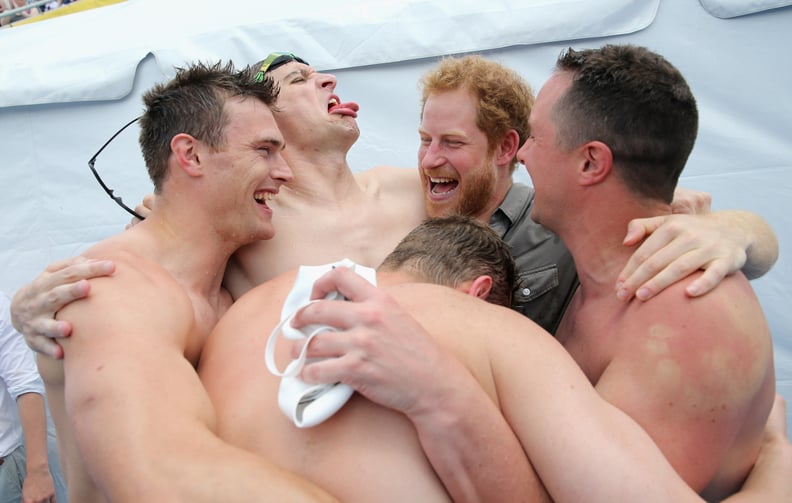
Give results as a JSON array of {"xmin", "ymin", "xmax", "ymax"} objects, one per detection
[{"xmin": 264, "ymin": 259, "xmax": 377, "ymax": 428}]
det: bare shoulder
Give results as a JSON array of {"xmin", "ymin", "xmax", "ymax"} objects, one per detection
[
  {"xmin": 613, "ymin": 271, "xmax": 773, "ymax": 402},
  {"xmin": 355, "ymin": 165, "xmax": 419, "ymax": 186},
  {"xmin": 630, "ymin": 272, "xmax": 770, "ymax": 354},
  {"xmin": 356, "ymin": 165, "xmax": 423, "ymax": 196},
  {"xmin": 199, "ymin": 270, "xmax": 298, "ymax": 422},
  {"xmin": 212, "ymin": 269, "xmax": 297, "ymax": 338},
  {"xmin": 59, "ymin": 245, "xmax": 194, "ymax": 349},
  {"xmin": 202, "ymin": 270, "xmax": 298, "ymax": 370},
  {"xmin": 387, "ymin": 283, "xmax": 555, "ymax": 355}
]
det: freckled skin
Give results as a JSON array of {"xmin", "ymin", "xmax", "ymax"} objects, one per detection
[{"xmin": 558, "ymin": 273, "xmax": 774, "ymax": 499}]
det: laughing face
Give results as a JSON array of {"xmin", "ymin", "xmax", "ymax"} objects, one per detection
[
  {"xmin": 206, "ymin": 97, "xmax": 293, "ymax": 243},
  {"xmin": 418, "ymin": 88, "xmax": 503, "ymax": 220},
  {"xmin": 516, "ymin": 72, "xmax": 574, "ymax": 230}
]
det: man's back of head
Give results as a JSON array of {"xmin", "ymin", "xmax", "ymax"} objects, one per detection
[{"xmin": 378, "ymin": 215, "xmax": 517, "ymax": 307}]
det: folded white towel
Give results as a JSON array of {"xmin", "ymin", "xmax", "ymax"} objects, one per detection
[{"xmin": 265, "ymin": 259, "xmax": 376, "ymax": 428}]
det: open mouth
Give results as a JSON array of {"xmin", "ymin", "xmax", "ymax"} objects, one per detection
[
  {"xmin": 254, "ymin": 190, "xmax": 273, "ymax": 206},
  {"xmin": 429, "ymin": 177, "xmax": 458, "ymax": 195},
  {"xmin": 328, "ymin": 95, "xmax": 359, "ymax": 117}
]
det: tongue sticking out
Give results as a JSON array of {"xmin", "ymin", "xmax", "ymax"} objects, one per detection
[{"xmin": 329, "ymin": 101, "xmax": 360, "ymax": 118}]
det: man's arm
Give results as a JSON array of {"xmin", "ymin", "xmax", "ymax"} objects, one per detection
[
  {"xmin": 56, "ymin": 265, "xmax": 336, "ymax": 502},
  {"xmin": 16, "ymin": 392, "xmax": 56, "ymax": 503},
  {"xmin": 724, "ymin": 394, "xmax": 792, "ymax": 502},
  {"xmin": 295, "ymin": 267, "xmax": 548, "ymax": 503},
  {"xmin": 616, "ymin": 209, "xmax": 778, "ymax": 301},
  {"xmin": 1, "ymin": 291, "xmax": 56, "ymax": 503}
]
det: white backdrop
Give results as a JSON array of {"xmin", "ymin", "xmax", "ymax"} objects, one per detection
[{"xmin": 1, "ymin": 0, "xmax": 791, "ymax": 432}]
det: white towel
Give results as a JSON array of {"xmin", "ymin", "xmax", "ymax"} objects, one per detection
[{"xmin": 265, "ymin": 259, "xmax": 376, "ymax": 428}]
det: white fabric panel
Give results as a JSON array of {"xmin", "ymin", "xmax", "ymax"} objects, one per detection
[
  {"xmin": 0, "ymin": 0, "xmax": 790, "ymax": 434},
  {"xmin": 698, "ymin": 0, "xmax": 792, "ymax": 18},
  {"xmin": 0, "ymin": 0, "xmax": 658, "ymax": 107}
]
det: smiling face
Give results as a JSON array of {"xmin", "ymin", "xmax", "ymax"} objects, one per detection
[
  {"xmin": 205, "ymin": 97, "xmax": 293, "ymax": 244},
  {"xmin": 266, "ymin": 61, "xmax": 360, "ymax": 153},
  {"xmin": 516, "ymin": 72, "xmax": 575, "ymax": 230},
  {"xmin": 418, "ymin": 89, "xmax": 507, "ymax": 221}
]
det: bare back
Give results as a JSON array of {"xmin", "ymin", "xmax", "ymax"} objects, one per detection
[
  {"xmin": 224, "ymin": 166, "xmax": 426, "ymax": 298},
  {"xmin": 556, "ymin": 272, "xmax": 775, "ymax": 499},
  {"xmin": 200, "ymin": 271, "xmax": 703, "ymax": 503},
  {"xmin": 200, "ymin": 271, "xmax": 455, "ymax": 502}
]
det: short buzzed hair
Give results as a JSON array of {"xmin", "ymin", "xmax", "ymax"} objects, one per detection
[
  {"xmin": 139, "ymin": 61, "xmax": 279, "ymax": 191},
  {"xmin": 379, "ymin": 215, "xmax": 517, "ymax": 307},
  {"xmin": 552, "ymin": 44, "xmax": 698, "ymax": 202}
]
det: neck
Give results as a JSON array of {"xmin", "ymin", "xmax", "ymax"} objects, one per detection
[
  {"xmin": 557, "ymin": 194, "xmax": 672, "ymax": 298},
  {"xmin": 375, "ymin": 269, "xmax": 422, "ymax": 289},
  {"xmin": 279, "ymin": 144, "xmax": 362, "ymax": 204},
  {"xmin": 136, "ymin": 204, "xmax": 238, "ymax": 301}
]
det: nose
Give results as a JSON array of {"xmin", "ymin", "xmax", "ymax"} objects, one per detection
[
  {"xmin": 317, "ymin": 72, "xmax": 337, "ymax": 91},
  {"xmin": 272, "ymin": 153, "xmax": 294, "ymax": 184},
  {"xmin": 418, "ymin": 140, "xmax": 445, "ymax": 170},
  {"xmin": 516, "ymin": 141, "xmax": 530, "ymax": 168}
]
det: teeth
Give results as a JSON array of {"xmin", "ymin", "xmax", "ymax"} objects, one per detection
[
  {"xmin": 254, "ymin": 192, "xmax": 273, "ymax": 202},
  {"xmin": 430, "ymin": 177, "xmax": 454, "ymax": 183},
  {"xmin": 329, "ymin": 98, "xmax": 339, "ymax": 107}
]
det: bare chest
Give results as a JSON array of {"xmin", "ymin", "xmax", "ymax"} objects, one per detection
[
  {"xmin": 239, "ymin": 200, "xmax": 423, "ymax": 285},
  {"xmin": 556, "ymin": 295, "xmax": 626, "ymax": 384},
  {"xmin": 184, "ymin": 297, "xmax": 227, "ymax": 365}
]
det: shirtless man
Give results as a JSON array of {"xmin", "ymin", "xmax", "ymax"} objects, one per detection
[
  {"xmin": 197, "ymin": 215, "xmax": 783, "ymax": 502},
  {"xmin": 231, "ymin": 54, "xmax": 777, "ymax": 332},
  {"xmin": 36, "ymin": 61, "xmax": 335, "ymax": 502},
  {"xmin": 222, "ymin": 52, "xmax": 426, "ymax": 296},
  {"xmin": 286, "ymin": 45, "xmax": 777, "ymax": 500},
  {"xmin": 13, "ymin": 52, "xmax": 777, "ymax": 339},
  {"xmin": 9, "ymin": 52, "xmax": 782, "ymax": 499},
  {"xmin": 520, "ymin": 44, "xmax": 775, "ymax": 499}
]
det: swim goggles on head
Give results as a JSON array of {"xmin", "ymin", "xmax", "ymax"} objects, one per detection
[{"xmin": 254, "ymin": 52, "xmax": 309, "ymax": 82}]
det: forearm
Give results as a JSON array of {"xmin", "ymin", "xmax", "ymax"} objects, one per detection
[
  {"xmin": 16, "ymin": 392, "xmax": 50, "ymax": 473},
  {"xmin": 713, "ymin": 210, "xmax": 778, "ymax": 279},
  {"xmin": 138, "ymin": 433, "xmax": 339, "ymax": 502},
  {"xmin": 721, "ymin": 439, "xmax": 792, "ymax": 502},
  {"xmin": 409, "ymin": 366, "xmax": 548, "ymax": 502}
]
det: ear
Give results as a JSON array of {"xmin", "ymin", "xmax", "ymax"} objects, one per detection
[
  {"xmin": 494, "ymin": 129, "xmax": 520, "ymax": 167},
  {"xmin": 578, "ymin": 140, "xmax": 613, "ymax": 187},
  {"xmin": 170, "ymin": 133, "xmax": 203, "ymax": 177},
  {"xmin": 457, "ymin": 275, "xmax": 493, "ymax": 301}
]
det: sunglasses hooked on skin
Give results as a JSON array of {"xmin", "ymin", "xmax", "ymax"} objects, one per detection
[{"xmin": 90, "ymin": 52, "xmax": 308, "ymax": 220}]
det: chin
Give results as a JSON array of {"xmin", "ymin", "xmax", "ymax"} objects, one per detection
[
  {"xmin": 251, "ymin": 226, "xmax": 276, "ymax": 242},
  {"xmin": 425, "ymin": 203, "xmax": 454, "ymax": 219}
]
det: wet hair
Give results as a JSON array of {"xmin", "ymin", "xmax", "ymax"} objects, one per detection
[
  {"xmin": 420, "ymin": 55, "xmax": 534, "ymax": 172},
  {"xmin": 139, "ymin": 61, "xmax": 279, "ymax": 192},
  {"xmin": 553, "ymin": 44, "xmax": 698, "ymax": 203},
  {"xmin": 379, "ymin": 215, "xmax": 517, "ymax": 307}
]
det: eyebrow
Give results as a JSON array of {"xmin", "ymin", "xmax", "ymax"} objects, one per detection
[
  {"xmin": 282, "ymin": 67, "xmax": 312, "ymax": 82},
  {"xmin": 418, "ymin": 127, "xmax": 469, "ymax": 138},
  {"xmin": 257, "ymin": 137, "xmax": 285, "ymax": 150}
]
